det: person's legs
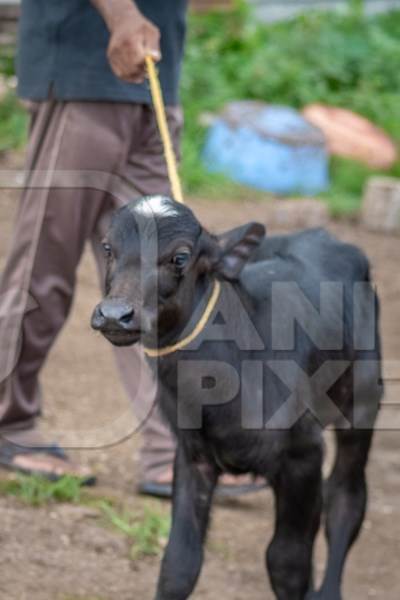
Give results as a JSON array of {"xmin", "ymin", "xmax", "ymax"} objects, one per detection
[
  {"xmin": 0, "ymin": 100, "xmax": 68, "ymax": 428},
  {"xmin": 0, "ymin": 101, "xmax": 142, "ymax": 477}
]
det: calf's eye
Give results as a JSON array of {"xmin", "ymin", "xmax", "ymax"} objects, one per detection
[{"xmin": 171, "ymin": 252, "xmax": 191, "ymax": 269}]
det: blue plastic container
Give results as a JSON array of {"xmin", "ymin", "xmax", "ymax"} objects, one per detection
[{"xmin": 202, "ymin": 102, "xmax": 329, "ymax": 195}]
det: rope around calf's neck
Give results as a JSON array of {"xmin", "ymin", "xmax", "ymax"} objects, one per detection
[{"xmin": 143, "ymin": 279, "xmax": 221, "ymax": 358}]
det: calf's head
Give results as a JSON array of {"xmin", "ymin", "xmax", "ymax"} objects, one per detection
[{"xmin": 91, "ymin": 196, "xmax": 265, "ymax": 347}]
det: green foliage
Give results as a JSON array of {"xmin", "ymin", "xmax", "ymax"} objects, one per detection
[
  {"xmin": 0, "ymin": 46, "xmax": 28, "ymax": 152},
  {"xmin": 0, "ymin": 474, "xmax": 85, "ymax": 506},
  {"xmin": 99, "ymin": 501, "xmax": 170, "ymax": 559},
  {"xmin": 0, "ymin": 45, "xmax": 16, "ymax": 77},
  {"xmin": 181, "ymin": 3, "xmax": 400, "ymax": 212},
  {"xmin": 0, "ymin": 91, "xmax": 28, "ymax": 152}
]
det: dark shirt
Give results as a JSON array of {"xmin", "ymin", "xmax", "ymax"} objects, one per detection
[{"xmin": 17, "ymin": 0, "xmax": 188, "ymax": 105}]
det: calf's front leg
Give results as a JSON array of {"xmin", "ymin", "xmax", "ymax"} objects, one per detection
[
  {"xmin": 155, "ymin": 444, "xmax": 218, "ymax": 600},
  {"xmin": 267, "ymin": 440, "xmax": 323, "ymax": 600}
]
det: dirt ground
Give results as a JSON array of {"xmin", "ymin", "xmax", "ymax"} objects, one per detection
[{"xmin": 0, "ymin": 154, "xmax": 399, "ymax": 600}]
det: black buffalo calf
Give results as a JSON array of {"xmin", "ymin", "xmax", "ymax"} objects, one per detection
[{"xmin": 92, "ymin": 196, "xmax": 382, "ymax": 600}]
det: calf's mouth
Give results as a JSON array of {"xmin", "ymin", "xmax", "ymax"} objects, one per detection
[{"xmin": 100, "ymin": 329, "xmax": 142, "ymax": 347}]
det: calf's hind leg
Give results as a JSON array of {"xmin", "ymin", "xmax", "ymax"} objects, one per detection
[
  {"xmin": 267, "ymin": 440, "xmax": 323, "ymax": 600},
  {"xmin": 312, "ymin": 428, "xmax": 375, "ymax": 600}
]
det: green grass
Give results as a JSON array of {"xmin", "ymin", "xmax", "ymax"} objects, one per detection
[
  {"xmin": 99, "ymin": 501, "xmax": 171, "ymax": 559},
  {"xmin": 0, "ymin": 474, "xmax": 85, "ymax": 506},
  {"xmin": 0, "ymin": 473, "xmax": 170, "ymax": 561}
]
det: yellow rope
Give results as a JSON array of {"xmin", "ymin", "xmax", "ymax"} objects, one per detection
[
  {"xmin": 143, "ymin": 280, "xmax": 221, "ymax": 358},
  {"xmin": 145, "ymin": 55, "xmax": 184, "ymax": 204},
  {"xmin": 144, "ymin": 56, "xmax": 219, "ymax": 357}
]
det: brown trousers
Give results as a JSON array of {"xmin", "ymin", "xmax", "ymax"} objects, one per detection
[{"xmin": 0, "ymin": 100, "xmax": 180, "ymax": 479}]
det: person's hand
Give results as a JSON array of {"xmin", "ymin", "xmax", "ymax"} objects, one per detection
[{"xmin": 107, "ymin": 10, "xmax": 161, "ymax": 83}]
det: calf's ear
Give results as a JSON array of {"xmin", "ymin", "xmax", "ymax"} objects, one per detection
[{"xmin": 215, "ymin": 222, "xmax": 265, "ymax": 280}]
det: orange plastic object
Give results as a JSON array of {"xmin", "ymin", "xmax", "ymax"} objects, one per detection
[{"xmin": 302, "ymin": 104, "xmax": 398, "ymax": 169}]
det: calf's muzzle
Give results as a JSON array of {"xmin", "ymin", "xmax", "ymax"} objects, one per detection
[{"xmin": 91, "ymin": 298, "xmax": 140, "ymax": 346}]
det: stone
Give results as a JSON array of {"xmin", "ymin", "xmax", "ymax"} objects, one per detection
[{"xmin": 361, "ymin": 177, "xmax": 400, "ymax": 234}]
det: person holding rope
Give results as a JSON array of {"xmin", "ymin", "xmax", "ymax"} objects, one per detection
[{"xmin": 0, "ymin": 0, "xmax": 261, "ymax": 497}]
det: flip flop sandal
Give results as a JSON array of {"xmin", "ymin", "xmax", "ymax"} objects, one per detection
[
  {"xmin": 137, "ymin": 480, "xmax": 173, "ymax": 499},
  {"xmin": 215, "ymin": 477, "xmax": 268, "ymax": 499},
  {"xmin": 0, "ymin": 439, "xmax": 96, "ymax": 486}
]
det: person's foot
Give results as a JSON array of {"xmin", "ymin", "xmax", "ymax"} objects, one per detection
[
  {"xmin": 216, "ymin": 473, "xmax": 268, "ymax": 498},
  {"xmin": 137, "ymin": 467, "xmax": 175, "ymax": 499},
  {"xmin": 0, "ymin": 439, "xmax": 96, "ymax": 485},
  {"xmin": 138, "ymin": 467, "xmax": 267, "ymax": 499}
]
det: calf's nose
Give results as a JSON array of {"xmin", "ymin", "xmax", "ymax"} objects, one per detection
[{"xmin": 92, "ymin": 299, "xmax": 135, "ymax": 330}]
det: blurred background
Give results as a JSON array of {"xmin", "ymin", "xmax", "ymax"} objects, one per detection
[
  {"xmin": 0, "ymin": 0, "xmax": 399, "ymax": 219},
  {"xmin": 0, "ymin": 0, "xmax": 399, "ymax": 218}
]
